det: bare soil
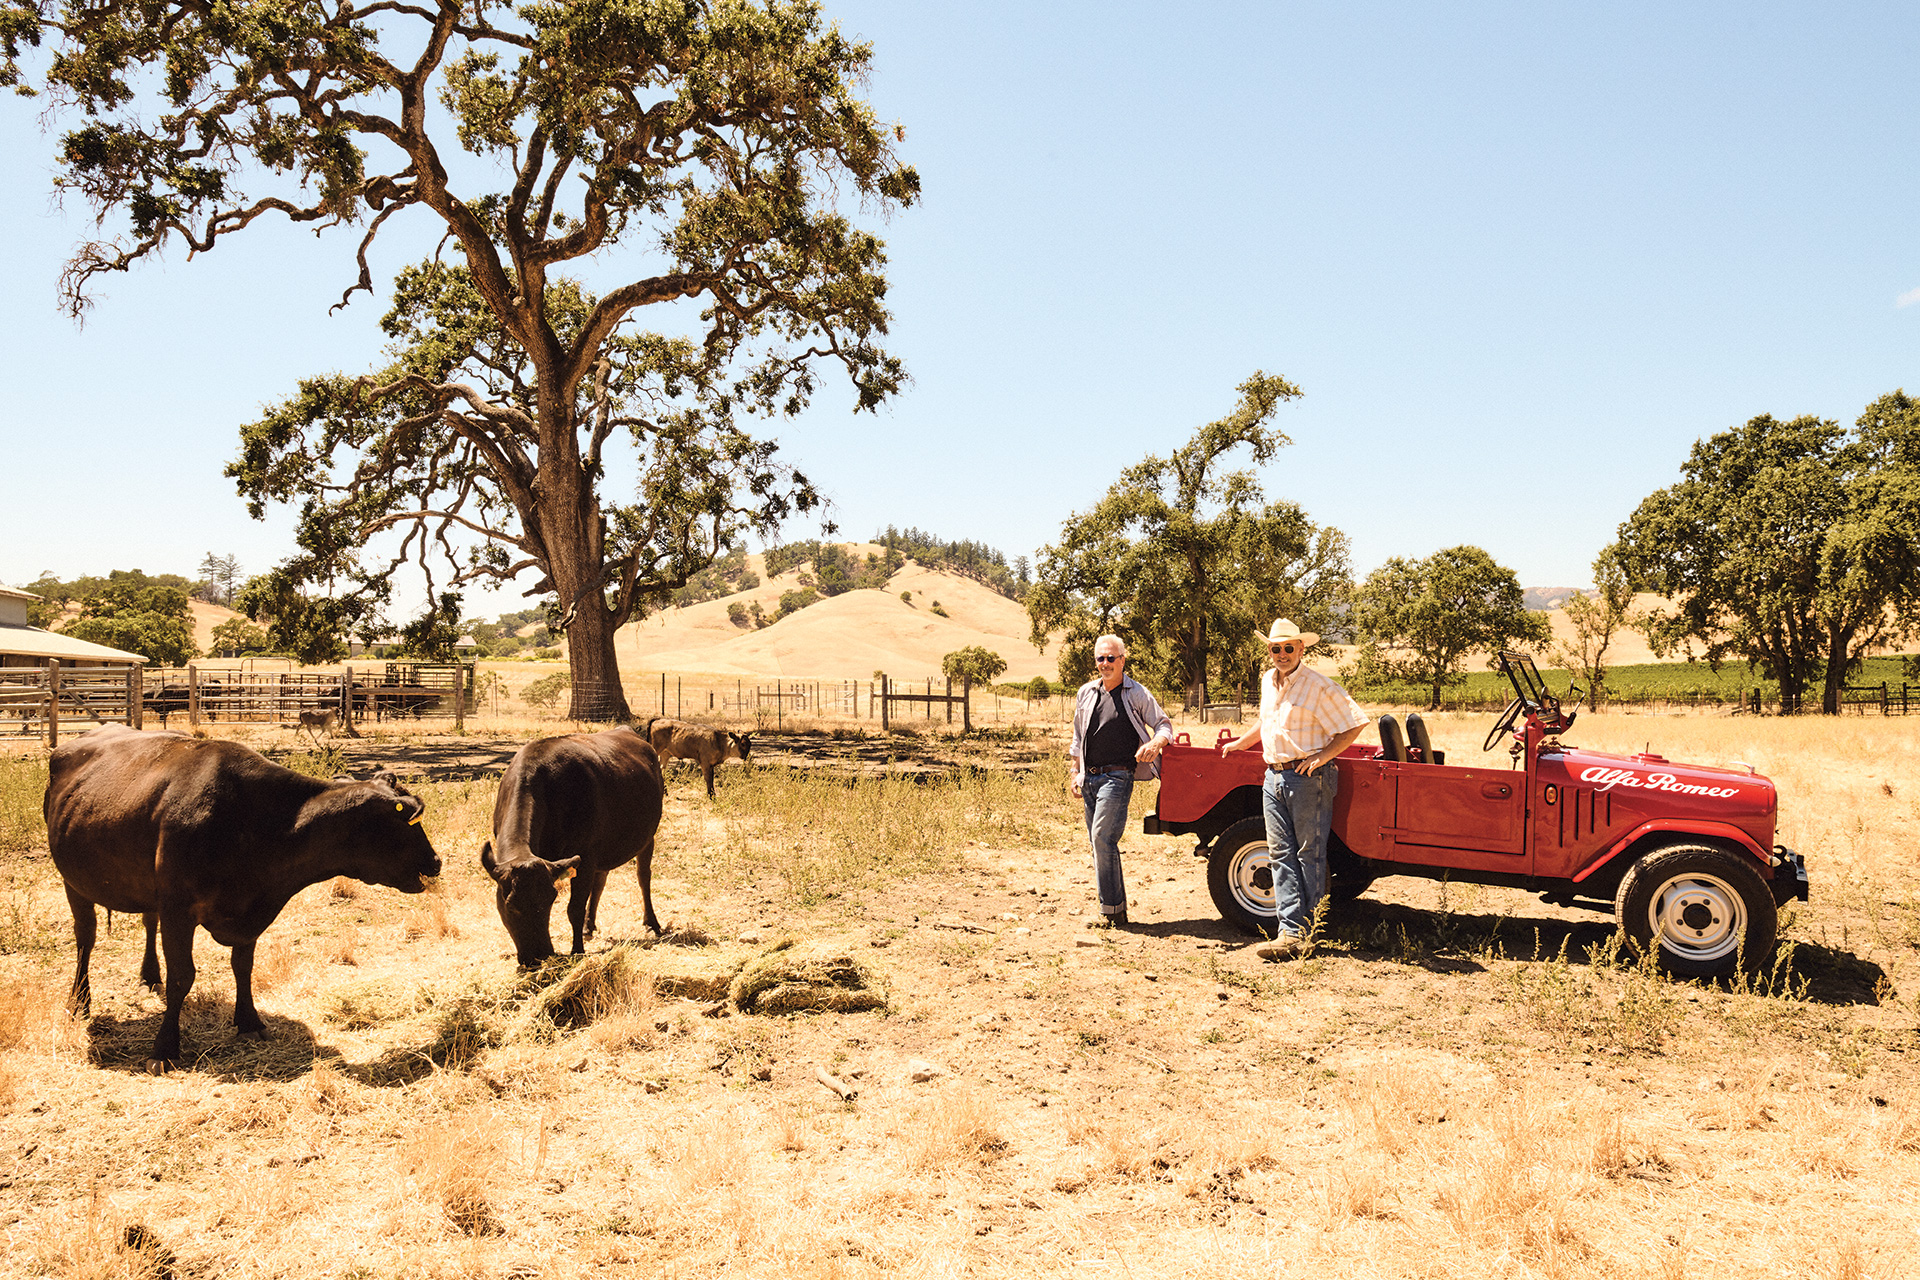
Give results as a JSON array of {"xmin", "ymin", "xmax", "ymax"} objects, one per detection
[{"xmin": 1, "ymin": 712, "xmax": 1916, "ymax": 1278}]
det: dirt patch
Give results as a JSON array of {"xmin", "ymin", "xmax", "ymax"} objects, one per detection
[{"xmin": 1, "ymin": 711, "xmax": 1916, "ymax": 1277}]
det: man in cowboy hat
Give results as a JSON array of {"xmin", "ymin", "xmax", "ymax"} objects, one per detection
[
  {"xmin": 1219, "ymin": 618, "xmax": 1368, "ymax": 958},
  {"xmin": 1068, "ymin": 633, "xmax": 1174, "ymax": 926}
]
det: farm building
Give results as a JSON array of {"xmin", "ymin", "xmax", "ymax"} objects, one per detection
[{"xmin": 0, "ymin": 586, "xmax": 146, "ymax": 668}]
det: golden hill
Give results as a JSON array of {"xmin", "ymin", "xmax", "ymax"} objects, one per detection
[{"xmin": 606, "ymin": 546, "xmax": 1058, "ymax": 681}]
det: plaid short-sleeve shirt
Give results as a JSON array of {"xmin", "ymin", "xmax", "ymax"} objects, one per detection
[{"xmin": 1258, "ymin": 665, "xmax": 1368, "ymax": 764}]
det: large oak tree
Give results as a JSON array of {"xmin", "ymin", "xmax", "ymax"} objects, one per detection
[
  {"xmin": 1025, "ymin": 373, "xmax": 1352, "ymax": 708},
  {"xmin": 1615, "ymin": 399, "xmax": 1920, "ymax": 714},
  {"xmin": 6, "ymin": 0, "xmax": 918, "ymax": 719}
]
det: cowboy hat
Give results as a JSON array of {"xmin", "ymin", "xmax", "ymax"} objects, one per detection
[{"xmin": 1265, "ymin": 618, "xmax": 1320, "ymax": 649}]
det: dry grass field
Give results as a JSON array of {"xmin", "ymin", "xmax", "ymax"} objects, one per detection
[{"xmin": 0, "ymin": 708, "xmax": 1916, "ymax": 1279}]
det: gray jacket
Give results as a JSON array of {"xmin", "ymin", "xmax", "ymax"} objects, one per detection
[{"xmin": 1070, "ymin": 676, "xmax": 1174, "ymax": 788}]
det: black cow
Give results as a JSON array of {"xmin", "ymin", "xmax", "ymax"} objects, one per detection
[
  {"xmin": 46, "ymin": 723, "xmax": 442, "ymax": 1069},
  {"xmin": 480, "ymin": 727, "xmax": 665, "ymax": 967}
]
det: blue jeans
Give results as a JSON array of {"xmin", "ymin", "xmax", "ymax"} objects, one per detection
[
  {"xmin": 1082, "ymin": 770, "xmax": 1134, "ymax": 916},
  {"xmin": 1262, "ymin": 763, "xmax": 1339, "ymax": 939}
]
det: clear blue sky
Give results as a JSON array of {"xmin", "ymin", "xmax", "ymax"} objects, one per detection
[{"xmin": 3, "ymin": 1, "xmax": 1917, "ymax": 615}]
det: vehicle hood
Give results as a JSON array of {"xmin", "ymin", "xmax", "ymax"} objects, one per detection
[{"xmin": 1549, "ymin": 747, "xmax": 1777, "ymax": 817}]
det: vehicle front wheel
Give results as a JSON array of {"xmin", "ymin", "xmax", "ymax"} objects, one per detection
[
  {"xmin": 1205, "ymin": 819, "xmax": 1373, "ymax": 936},
  {"xmin": 1614, "ymin": 844, "xmax": 1778, "ymax": 979},
  {"xmin": 1207, "ymin": 818, "xmax": 1275, "ymax": 936}
]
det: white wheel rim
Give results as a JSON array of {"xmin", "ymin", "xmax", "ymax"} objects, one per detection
[
  {"xmin": 1227, "ymin": 841, "xmax": 1274, "ymax": 915},
  {"xmin": 1647, "ymin": 872, "xmax": 1744, "ymax": 963}
]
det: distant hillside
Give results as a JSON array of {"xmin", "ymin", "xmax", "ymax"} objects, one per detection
[
  {"xmin": 1525, "ymin": 586, "xmax": 1588, "ymax": 610},
  {"xmin": 595, "ymin": 551, "xmax": 1056, "ymax": 680}
]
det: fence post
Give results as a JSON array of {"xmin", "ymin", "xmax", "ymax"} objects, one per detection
[
  {"xmin": 962, "ymin": 674, "xmax": 972, "ymax": 733},
  {"xmin": 188, "ymin": 664, "xmax": 200, "ymax": 728},
  {"xmin": 881, "ymin": 675, "xmax": 890, "ymax": 731},
  {"xmin": 676, "ymin": 676, "xmax": 682, "ymax": 719},
  {"xmin": 127, "ymin": 664, "xmax": 142, "ymax": 729},
  {"xmin": 47, "ymin": 660, "xmax": 60, "ymax": 749},
  {"xmin": 455, "ymin": 663, "xmax": 466, "ymax": 732},
  {"xmin": 945, "ymin": 677, "xmax": 953, "ymax": 725},
  {"xmin": 1882, "ymin": 683, "xmax": 1890, "ymax": 716}
]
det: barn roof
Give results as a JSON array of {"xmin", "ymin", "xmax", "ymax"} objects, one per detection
[
  {"xmin": 0, "ymin": 586, "xmax": 42, "ymax": 603},
  {"xmin": 0, "ymin": 623, "xmax": 146, "ymax": 664}
]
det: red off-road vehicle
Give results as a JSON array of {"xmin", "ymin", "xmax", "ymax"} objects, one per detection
[{"xmin": 1144, "ymin": 652, "xmax": 1808, "ymax": 977}]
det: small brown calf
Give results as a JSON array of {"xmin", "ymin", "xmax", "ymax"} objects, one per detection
[{"xmin": 645, "ymin": 719, "xmax": 752, "ymax": 798}]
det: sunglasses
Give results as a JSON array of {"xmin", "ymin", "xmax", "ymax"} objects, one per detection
[
  {"xmin": 1094, "ymin": 654, "xmax": 1122, "ymax": 664},
  {"xmin": 1268, "ymin": 643, "xmax": 1300, "ymax": 655}
]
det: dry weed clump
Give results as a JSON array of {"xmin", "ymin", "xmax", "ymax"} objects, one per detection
[
  {"xmin": 402, "ymin": 1111, "xmax": 504, "ymax": 1236},
  {"xmin": 30, "ymin": 1189, "xmax": 177, "ymax": 1280},
  {"xmin": 0, "ymin": 753, "xmax": 49, "ymax": 853},
  {"xmin": 900, "ymin": 1083, "xmax": 1009, "ymax": 1172},
  {"xmin": 1503, "ymin": 940, "xmax": 1682, "ymax": 1052},
  {"xmin": 1431, "ymin": 1093, "xmax": 1592, "ymax": 1264},
  {"xmin": 402, "ymin": 893, "xmax": 460, "ymax": 941}
]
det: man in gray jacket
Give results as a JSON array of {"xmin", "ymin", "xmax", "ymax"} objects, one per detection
[{"xmin": 1069, "ymin": 634, "xmax": 1174, "ymax": 926}]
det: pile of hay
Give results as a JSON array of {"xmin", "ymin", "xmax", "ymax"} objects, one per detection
[
  {"xmin": 728, "ymin": 939, "xmax": 887, "ymax": 1015},
  {"xmin": 524, "ymin": 947, "xmax": 655, "ymax": 1029}
]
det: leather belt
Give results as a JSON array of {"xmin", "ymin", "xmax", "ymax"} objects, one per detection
[
  {"xmin": 1085, "ymin": 764, "xmax": 1134, "ymax": 776},
  {"xmin": 1267, "ymin": 758, "xmax": 1311, "ymax": 773}
]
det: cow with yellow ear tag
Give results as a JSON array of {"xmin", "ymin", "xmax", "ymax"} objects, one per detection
[{"xmin": 481, "ymin": 727, "xmax": 664, "ymax": 967}]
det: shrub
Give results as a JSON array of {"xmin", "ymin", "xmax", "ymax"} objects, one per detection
[
  {"xmin": 774, "ymin": 587, "xmax": 820, "ymax": 620},
  {"xmin": 942, "ymin": 645, "xmax": 1007, "ymax": 686},
  {"xmin": 1027, "ymin": 675, "xmax": 1052, "ymax": 702},
  {"xmin": 900, "ymin": 591, "xmax": 913, "ymax": 606},
  {"xmin": 930, "ymin": 601, "xmax": 948, "ymax": 617},
  {"xmin": 522, "ymin": 672, "xmax": 571, "ymax": 710},
  {"xmin": 727, "ymin": 601, "xmax": 749, "ymax": 628}
]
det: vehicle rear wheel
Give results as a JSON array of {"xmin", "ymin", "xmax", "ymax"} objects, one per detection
[
  {"xmin": 1614, "ymin": 844, "xmax": 1777, "ymax": 979},
  {"xmin": 1205, "ymin": 819, "xmax": 1373, "ymax": 935}
]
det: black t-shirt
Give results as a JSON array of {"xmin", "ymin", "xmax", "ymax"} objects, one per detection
[{"xmin": 1086, "ymin": 684, "xmax": 1142, "ymax": 767}]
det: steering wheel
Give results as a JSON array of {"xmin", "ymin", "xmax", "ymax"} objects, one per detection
[{"xmin": 1482, "ymin": 699, "xmax": 1527, "ymax": 752}]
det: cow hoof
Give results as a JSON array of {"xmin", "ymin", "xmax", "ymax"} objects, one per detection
[
  {"xmin": 143, "ymin": 1058, "xmax": 174, "ymax": 1076},
  {"xmin": 235, "ymin": 1029, "xmax": 268, "ymax": 1043}
]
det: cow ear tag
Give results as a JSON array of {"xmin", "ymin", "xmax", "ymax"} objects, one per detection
[{"xmin": 553, "ymin": 868, "xmax": 575, "ymax": 888}]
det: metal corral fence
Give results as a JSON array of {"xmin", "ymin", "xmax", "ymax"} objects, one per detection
[
  {"xmin": 0, "ymin": 662, "xmax": 142, "ymax": 745},
  {"xmin": 142, "ymin": 662, "xmax": 478, "ymax": 728},
  {"xmin": 530, "ymin": 673, "xmax": 1075, "ymax": 732}
]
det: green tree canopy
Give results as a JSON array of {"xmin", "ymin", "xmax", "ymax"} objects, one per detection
[
  {"xmin": 60, "ymin": 579, "xmax": 198, "ymax": 666},
  {"xmin": 10, "ymin": 0, "xmax": 918, "ymax": 721},
  {"xmin": 1615, "ymin": 399, "xmax": 1920, "ymax": 713},
  {"xmin": 941, "ymin": 645, "xmax": 1006, "ymax": 687},
  {"xmin": 1025, "ymin": 373, "xmax": 1351, "ymax": 707},
  {"xmin": 1346, "ymin": 545, "xmax": 1548, "ymax": 709},
  {"xmin": 208, "ymin": 615, "xmax": 272, "ymax": 658}
]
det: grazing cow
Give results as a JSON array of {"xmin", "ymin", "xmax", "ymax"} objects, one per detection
[
  {"xmin": 645, "ymin": 718, "xmax": 752, "ymax": 798},
  {"xmin": 46, "ymin": 724, "xmax": 442, "ymax": 1069},
  {"xmin": 480, "ymin": 727, "xmax": 665, "ymax": 967}
]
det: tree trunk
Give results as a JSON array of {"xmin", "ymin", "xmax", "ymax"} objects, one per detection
[{"xmin": 565, "ymin": 603, "xmax": 630, "ymax": 722}]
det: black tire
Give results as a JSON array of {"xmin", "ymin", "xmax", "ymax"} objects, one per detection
[
  {"xmin": 1206, "ymin": 818, "xmax": 1374, "ymax": 935},
  {"xmin": 1377, "ymin": 714, "xmax": 1407, "ymax": 763},
  {"xmin": 1207, "ymin": 818, "xmax": 1275, "ymax": 936},
  {"xmin": 1614, "ymin": 843, "xmax": 1778, "ymax": 979}
]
